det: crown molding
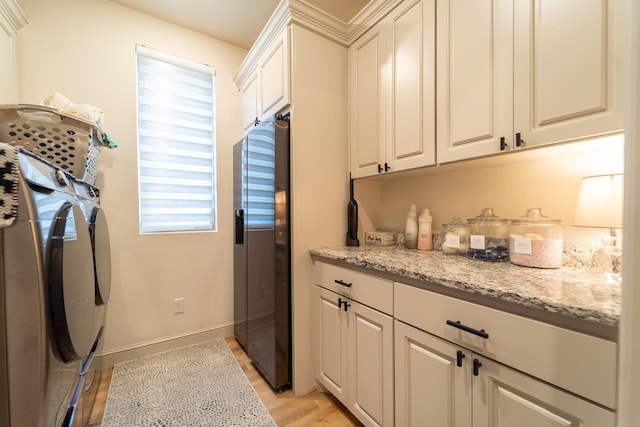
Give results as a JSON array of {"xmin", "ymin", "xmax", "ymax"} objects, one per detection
[
  {"xmin": 0, "ymin": 0, "xmax": 28, "ymax": 37},
  {"xmin": 234, "ymin": 0, "xmax": 404, "ymax": 87},
  {"xmin": 346, "ymin": 0, "xmax": 404, "ymax": 44},
  {"xmin": 234, "ymin": 0, "xmax": 291, "ymax": 86}
]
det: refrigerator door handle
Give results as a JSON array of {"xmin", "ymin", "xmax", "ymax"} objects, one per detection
[{"xmin": 235, "ymin": 209, "xmax": 244, "ymax": 245}]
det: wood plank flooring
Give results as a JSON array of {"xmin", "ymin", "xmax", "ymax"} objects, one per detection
[{"xmin": 87, "ymin": 337, "xmax": 362, "ymax": 426}]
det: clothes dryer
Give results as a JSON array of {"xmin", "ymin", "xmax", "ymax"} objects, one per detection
[{"xmin": 74, "ymin": 180, "xmax": 111, "ymax": 425}]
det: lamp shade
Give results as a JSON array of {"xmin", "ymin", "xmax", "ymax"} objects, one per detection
[{"xmin": 574, "ymin": 174, "xmax": 624, "ymax": 229}]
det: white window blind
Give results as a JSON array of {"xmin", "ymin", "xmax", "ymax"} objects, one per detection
[{"xmin": 136, "ymin": 45, "xmax": 217, "ymax": 234}]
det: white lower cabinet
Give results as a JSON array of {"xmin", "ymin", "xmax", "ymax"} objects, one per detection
[
  {"xmin": 394, "ymin": 282, "xmax": 616, "ymax": 427},
  {"xmin": 394, "ymin": 320, "xmax": 471, "ymax": 427},
  {"xmin": 314, "ymin": 262, "xmax": 394, "ymax": 427},
  {"xmin": 314, "ymin": 262, "xmax": 617, "ymax": 427},
  {"xmin": 473, "ymin": 355, "xmax": 615, "ymax": 427},
  {"xmin": 316, "ymin": 285, "xmax": 348, "ymax": 403},
  {"xmin": 395, "ymin": 320, "xmax": 615, "ymax": 427}
]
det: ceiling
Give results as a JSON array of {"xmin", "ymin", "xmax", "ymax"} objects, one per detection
[{"xmin": 110, "ymin": 0, "xmax": 370, "ymax": 50}]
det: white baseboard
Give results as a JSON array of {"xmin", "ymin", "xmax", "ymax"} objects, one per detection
[{"xmin": 97, "ymin": 324, "xmax": 235, "ymax": 369}]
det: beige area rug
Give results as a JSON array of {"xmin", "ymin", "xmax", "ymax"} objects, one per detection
[{"xmin": 102, "ymin": 338, "xmax": 276, "ymax": 426}]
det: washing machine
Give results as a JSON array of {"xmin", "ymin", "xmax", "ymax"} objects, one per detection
[{"xmin": 0, "ymin": 150, "xmax": 99, "ymax": 426}]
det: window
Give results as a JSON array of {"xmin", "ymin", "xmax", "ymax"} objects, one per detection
[{"xmin": 136, "ymin": 45, "xmax": 216, "ymax": 234}]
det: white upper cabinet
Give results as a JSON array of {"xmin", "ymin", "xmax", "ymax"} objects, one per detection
[
  {"xmin": 349, "ymin": 22, "xmax": 386, "ymax": 178},
  {"xmin": 349, "ymin": 0, "xmax": 436, "ymax": 178},
  {"xmin": 240, "ymin": 73, "xmax": 259, "ymax": 133},
  {"xmin": 239, "ymin": 27, "xmax": 290, "ymax": 134},
  {"xmin": 437, "ymin": 0, "xmax": 624, "ymax": 164},
  {"xmin": 259, "ymin": 29, "xmax": 289, "ymax": 119},
  {"xmin": 436, "ymin": 0, "xmax": 513, "ymax": 163},
  {"xmin": 513, "ymin": 0, "xmax": 624, "ymax": 147}
]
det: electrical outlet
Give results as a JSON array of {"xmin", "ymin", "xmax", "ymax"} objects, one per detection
[{"xmin": 173, "ymin": 298, "xmax": 184, "ymax": 314}]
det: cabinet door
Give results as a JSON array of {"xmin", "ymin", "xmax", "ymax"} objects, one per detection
[
  {"xmin": 395, "ymin": 320, "xmax": 471, "ymax": 427},
  {"xmin": 241, "ymin": 73, "xmax": 259, "ymax": 133},
  {"xmin": 260, "ymin": 28, "xmax": 290, "ymax": 120},
  {"xmin": 349, "ymin": 21, "xmax": 386, "ymax": 179},
  {"xmin": 348, "ymin": 301, "xmax": 394, "ymax": 427},
  {"xmin": 315, "ymin": 286, "xmax": 348, "ymax": 405},
  {"xmin": 473, "ymin": 356, "xmax": 616, "ymax": 427},
  {"xmin": 513, "ymin": 0, "xmax": 624, "ymax": 148},
  {"xmin": 0, "ymin": 31, "xmax": 17, "ymax": 103},
  {"xmin": 436, "ymin": 0, "xmax": 513, "ymax": 163},
  {"xmin": 386, "ymin": 0, "xmax": 436, "ymax": 172}
]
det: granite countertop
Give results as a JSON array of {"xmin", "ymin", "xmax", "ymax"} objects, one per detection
[{"xmin": 310, "ymin": 245, "xmax": 621, "ymax": 328}]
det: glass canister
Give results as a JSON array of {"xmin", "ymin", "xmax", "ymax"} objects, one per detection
[
  {"xmin": 508, "ymin": 208, "xmax": 563, "ymax": 269},
  {"xmin": 467, "ymin": 208, "xmax": 510, "ymax": 261},
  {"xmin": 441, "ymin": 217, "xmax": 469, "ymax": 255}
]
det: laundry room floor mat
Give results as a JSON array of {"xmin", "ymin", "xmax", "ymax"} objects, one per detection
[{"xmin": 102, "ymin": 338, "xmax": 276, "ymax": 427}]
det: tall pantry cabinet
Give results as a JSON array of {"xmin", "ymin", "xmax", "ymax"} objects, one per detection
[
  {"xmin": 234, "ymin": 4, "xmax": 348, "ymax": 394},
  {"xmin": 436, "ymin": 0, "xmax": 625, "ymax": 163}
]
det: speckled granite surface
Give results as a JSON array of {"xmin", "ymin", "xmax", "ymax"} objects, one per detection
[{"xmin": 310, "ymin": 245, "xmax": 620, "ymax": 327}]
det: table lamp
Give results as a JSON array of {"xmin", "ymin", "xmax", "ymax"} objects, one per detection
[{"xmin": 573, "ymin": 173, "xmax": 623, "ymax": 282}]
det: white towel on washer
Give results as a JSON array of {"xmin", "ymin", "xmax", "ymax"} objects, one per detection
[{"xmin": 0, "ymin": 143, "xmax": 19, "ymax": 228}]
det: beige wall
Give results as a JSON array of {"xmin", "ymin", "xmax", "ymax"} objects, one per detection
[
  {"xmin": 15, "ymin": 0, "xmax": 247, "ymax": 358},
  {"xmin": 355, "ymin": 134, "xmax": 625, "ymax": 245}
]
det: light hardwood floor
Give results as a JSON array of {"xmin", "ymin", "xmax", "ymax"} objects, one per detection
[{"xmin": 88, "ymin": 337, "xmax": 362, "ymax": 426}]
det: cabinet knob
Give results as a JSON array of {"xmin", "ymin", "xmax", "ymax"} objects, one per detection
[
  {"xmin": 500, "ymin": 136, "xmax": 508, "ymax": 151},
  {"xmin": 515, "ymin": 132, "xmax": 525, "ymax": 147},
  {"xmin": 456, "ymin": 350, "xmax": 466, "ymax": 367},
  {"xmin": 473, "ymin": 358, "xmax": 482, "ymax": 376},
  {"xmin": 337, "ymin": 298, "xmax": 351, "ymax": 312},
  {"xmin": 378, "ymin": 164, "xmax": 383, "ymax": 173},
  {"xmin": 254, "ymin": 117, "xmax": 261, "ymax": 126},
  {"xmin": 384, "ymin": 162, "xmax": 390, "ymax": 172}
]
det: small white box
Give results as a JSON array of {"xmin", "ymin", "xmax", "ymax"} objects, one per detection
[{"xmin": 365, "ymin": 231, "xmax": 396, "ymax": 246}]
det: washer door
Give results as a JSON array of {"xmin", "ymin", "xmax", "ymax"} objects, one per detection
[
  {"xmin": 49, "ymin": 203, "xmax": 97, "ymax": 362},
  {"xmin": 90, "ymin": 206, "xmax": 111, "ymax": 305}
]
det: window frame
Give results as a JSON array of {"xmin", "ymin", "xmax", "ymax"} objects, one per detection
[{"xmin": 135, "ymin": 44, "xmax": 218, "ymax": 235}]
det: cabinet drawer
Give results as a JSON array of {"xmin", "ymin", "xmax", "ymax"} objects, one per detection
[
  {"xmin": 394, "ymin": 282, "xmax": 617, "ymax": 409},
  {"xmin": 314, "ymin": 261, "xmax": 393, "ymax": 315}
]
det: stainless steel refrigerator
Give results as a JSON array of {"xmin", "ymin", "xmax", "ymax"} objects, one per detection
[{"xmin": 233, "ymin": 114, "xmax": 291, "ymax": 390}]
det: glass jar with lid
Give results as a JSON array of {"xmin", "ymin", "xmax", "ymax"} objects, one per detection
[
  {"xmin": 441, "ymin": 217, "xmax": 469, "ymax": 255},
  {"xmin": 467, "ymin": 208, "xmax": 510, "ymax": 261},
  {"xmin": 508, "ymin": 208, "xmax": 563, "ymax": 268}
]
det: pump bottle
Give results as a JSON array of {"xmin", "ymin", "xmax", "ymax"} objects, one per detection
[
  {"xmin": 404, "ymin": 204, "xmax": 418, "ymax": 249},
  {"xmin": 417, "ymin": 208, "xmax": 433, "ymax": 251}
]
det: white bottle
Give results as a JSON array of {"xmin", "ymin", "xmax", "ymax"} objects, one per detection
[
  {"xmin": 404, "ymin": 204, "xmax": 418, "ymax": 249},
  {"xmin": 417, "ymin": 208, "xmax": 433, "ymax": 251}
]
